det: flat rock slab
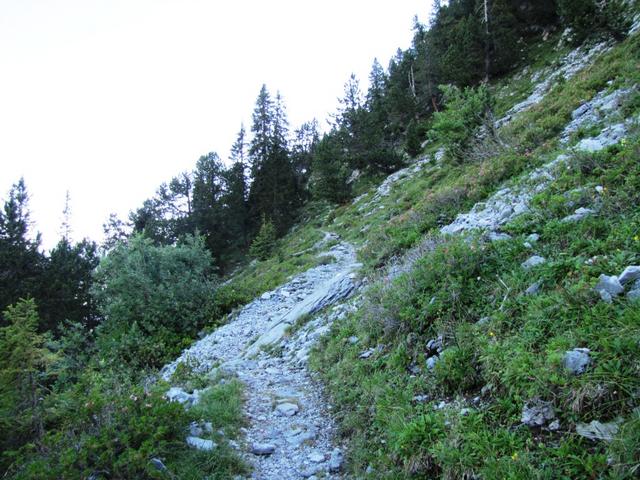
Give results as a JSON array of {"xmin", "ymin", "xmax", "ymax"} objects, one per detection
[
  {"xmin": 275, "ymin": 402, "xmax": 300, "ymax": 417},
  {"xmin": 186, "ymin": 436, "xmax": 216, "ymax": 451}
]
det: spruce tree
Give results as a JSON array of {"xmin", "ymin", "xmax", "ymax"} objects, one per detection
[
  {"xmin": 0, "ymin": 298, "xmax": 55, "ymax": 455},
  {"xmin": 0, "ymin": 179, "xmax": 44, "ymax": 328}
]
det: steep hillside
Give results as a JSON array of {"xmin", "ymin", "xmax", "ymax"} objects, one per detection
[{"xmin": 207, "ymin": 23, "xmax": 640, "ymax": 479}]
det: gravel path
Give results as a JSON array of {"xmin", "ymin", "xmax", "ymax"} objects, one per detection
[{"xmin": 162, "ymin": 240, "xmax": 360, "ymax": 479}]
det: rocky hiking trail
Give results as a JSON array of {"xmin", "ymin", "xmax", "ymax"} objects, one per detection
[{"xmin": 161, "ymin": 239, "xmax": 361, "ymax": 479}]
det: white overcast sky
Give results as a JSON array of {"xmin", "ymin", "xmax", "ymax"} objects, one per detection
[{"xmin": 0, "ymin": 0, "xmax": 432, "ymax": 250}]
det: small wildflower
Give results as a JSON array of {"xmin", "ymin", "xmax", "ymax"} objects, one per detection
[
  {"xmin": 489, "ymin": 331, "xmax": 495, "ymax": 337},
  {"xmin": 511, "ymin": 452, "xmax": 519, "ymax": 461},
  {"xmin": 634, "ymin": 235, "xmax": 639, "ymax": 242}
]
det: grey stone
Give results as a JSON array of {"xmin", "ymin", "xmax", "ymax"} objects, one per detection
[
  {"xmin": 359, "ymin": 348, "xmax": 375, "ymax": 359},
  {"xmin": 426, "ymin": 356, "xmax": 439, "ymax": 370},
  {"xmin": 627, "ymin": 283, "xmax": 640, "ymax": 301},
  {"xmin": 329, "ymin": 448, "xmax": 344, "ymax": 473},
  {"xmin": 298, "ymin": 466, "xmax": 321, "ymax": 478},
  {"xmin": 595, "ymin": 274, "xmax": 624, "ymax": 302},
  {"xmin": 251, "ymin": 442, "xmax": 276, "ymax": 455},
  {"xmin": 275, "ymin": 402, "xmax": 299, "ymax": 417},
  {"xmin": 618, "ymin": 266, "xmax": 640, "ymax": 285},
  {"xmin": 477, "ymin": 316, "xmax": 490, "ymax": 325},
  {"xmin": 548, "ymin": 420, "xmax": 561, "ymax": 431},
  {"xmin": 308, "ymin": 451, "xmax": 325, "ymax": 463},
  {"xmin": 261, "ymin": 292, "xmax": 272, "ymax": 300},
  {"xmin": 562, "ymin": 207, "xmax": 595, "ymax": 223},
  {"xmin": 576, "ymin": 420, "xmax": 621, "ymax": 441},
  {"xmin": 413, "ymin": 394, "xmax": 430, "ymax": 403},
  {"xmin": 522, "ymin": 255, "xmax": 546, "ymax": 269},
  {"xmin": 524, "ymin": 280, "xmax": 543, "ymax": 296},
  {"xmin": 150, "ymin": 458, "xmax": 167, "ymax": 472},
  {"xmin": 563, "ymin": 348, "xmax": 591, "ymax": 375},
  {"xmin": 186, "ymin": 436, "xmax": 216, "ymax": 451},
  {"xmin": 348, "ymin": 336, "xmax": 359, "ymax": 345},
  {"xmin": 166, "ymin": 387, "xmax": 192, "ymax": 405},
  {"xmin": 189, "ymin": 422, "xmax": 204, "ymax": 437},
  {"xmin": 285, "ymin": 428, "xmax": 316, "ymax": 447},
  {"xmin": 521, "ymin": 399, "xmax": 555, "ymax": 427},
  {"xmin": 426, "ymin": 336, "xmax": 443, "ymax": 355},
  {"xmin": 488, "ymin": 231, "xmax": 512, "ymax": 242},
  {"xmin": 526, "ymin": 233, "xmax": 540, "ymax": 243}
]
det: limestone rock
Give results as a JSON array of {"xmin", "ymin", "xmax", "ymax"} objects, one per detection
[
  {"xmin": 521, "ymin": 399, "xmax": 555, "ymax": 427},
  {"xmin": 618, "ymin": 266, "xmax": 640, "ymax": 285},
  {"xmin": 186, "ymin": 436, "xmax": 216, "ymax": 451},
  {"xmin": 251, "ymin": 443, "xmax": 276, "ymax": 455},
  {"xmin": 576, "ymin": 420, "xmax": 621, "ymax": 441},
  {"xmin": 594, "ymin": 274, "xmax": 624, "ymax": 302},
  {"xmin": 275, "ymin": 402, "xmax": 299, "ymax": 417},
  {"xmin": 329, "ymin": 448, "xmax": 344, "ymax": 473},
  {"xmin": 563, "ymin": 348, "xmax": 591, "ymax": 375},
  {"xmin": 522, "ymin": 255, "xmax": 546, "ymax": 270},
  {"xmin": 562, "ymin": 207, "xmax": 595, "ymax": 223}
]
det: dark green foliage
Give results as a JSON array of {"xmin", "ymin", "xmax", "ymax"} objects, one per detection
[
  {"xmin": 558, "ymin": 0, "xmax": 631, "ymax": 43},
  {"xmin": 428, "ymin": 85, "xmax": 494, "ymax": 163},
  {"xmin": 0, "ymin": 299, "xmax": 55, "ymax": 464},
  {"xmin": 310, "ymin": 135, "xmax": 351, "ymax": 204},
  {"xmin": 92, "ymin": 235, "xmax": 218, "ymax": 369},
  {"xmin": 249, "ymin": 217, "xmax": 277, "ymax": 261},
  {"xmin": 0, "ymin": 180, "xmax": 44, "ymax": 328},
  {"xmin": 39, "ymin": 238, "xmax": 100, "ymax": 332},
  {"xmin": 248, "ymin": 87, "xmax": 302, "ymax": 236},
  {"xmin": 5, "ymin": 373, "xmax": 247, "ymax": 479}
]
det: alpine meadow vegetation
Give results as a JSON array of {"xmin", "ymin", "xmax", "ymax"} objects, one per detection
[{"xmin": 2, "ymin": 0, "xmax": 640, "ymax": 478}]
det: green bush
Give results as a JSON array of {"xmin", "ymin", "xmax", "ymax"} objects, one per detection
[
  {"xmin": 92, "ymin": 235, "xmax": 218, "ymax": 369},
  {"xmin": 249, "ymin": 217, "xmax": 277, "ymax": 260},
  {"xmin": 558, "ymin": 0, "xmax": 630, "ymax": 43},
  {"xmin": 4, "ymin": 371, "xmax": 247, "ymax": 479},
  {"xmin": 428, "ymin": 85, "xmax": 493, "ymax": 164}
]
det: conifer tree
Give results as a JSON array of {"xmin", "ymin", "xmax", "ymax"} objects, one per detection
[
  {"xmin": 0, "ymin": 298, "xmax": 55, "ymax": 454},
  {"xmin": 0, "ymin": 179, "xmax": 44, "ymax": 328}
]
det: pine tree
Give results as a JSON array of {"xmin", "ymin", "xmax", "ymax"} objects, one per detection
[
  {"xmin": 0, "ymin": 179, "xmax": 44, "ymax": 328},
  {"xmin": 310, "ymin": 134, "xmax": 351, "ymax": 203},
  {"xmin": 248, "ymin": 87, "xmax": 300, "ymax": 235},
  {"xmin": 0, "ymin": 298, "xmax": 55, "ymax": 454},
  {"xmin": 249, "ymin": 216, "xmax": 277, "ymax": 260}
]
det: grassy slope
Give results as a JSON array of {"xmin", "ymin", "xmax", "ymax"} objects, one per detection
[
  {"xmin": 308, "ymin": 31, "xmax": 640, "ymax": 479},
  {"xmin": 211, "ymin": 29, "xmax": 640, "ymax": 479}
]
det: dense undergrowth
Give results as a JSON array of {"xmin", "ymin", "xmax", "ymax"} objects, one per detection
[{"xmin": 307, "ymin": 30, "xmax": 640, "ymax": 480}]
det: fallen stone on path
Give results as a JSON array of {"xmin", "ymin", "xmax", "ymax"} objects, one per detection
[
  {"xmin": 275, "ymin": 402, "xmax": 300, "ymax": 417},
  {"xmin": 251, "ymin": 443, "xmax": 276, "ymax": 456},
  {"xmin": 329, "ymin": 448, "xmax": 344, "ymax": 473}
]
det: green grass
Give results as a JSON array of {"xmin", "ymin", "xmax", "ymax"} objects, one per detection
[
  {"xmin": 311, "ymin": 134, "xmax": 640, "ymax": 479},
  {"xmin": 307, "ymin": 29, "xmax": 640, "ymax": 479}
]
